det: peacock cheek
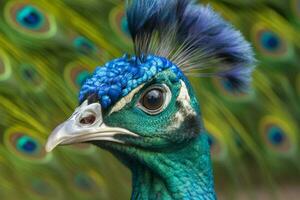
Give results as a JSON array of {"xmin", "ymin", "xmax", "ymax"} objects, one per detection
[{"xmin": 104, "ymin": 103, "xmax": 174, "ymax": 137}]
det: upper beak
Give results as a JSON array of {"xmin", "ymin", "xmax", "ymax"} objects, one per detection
[{"xmin": 45, "ymin": 101, "xmax": 138, "ymax": 152}]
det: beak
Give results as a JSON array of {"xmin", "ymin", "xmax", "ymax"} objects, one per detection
[{"xmin": 45, "ymin": 100, "xmax": 138, "ymax": 152}]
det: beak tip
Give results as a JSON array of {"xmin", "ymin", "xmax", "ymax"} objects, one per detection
[
  {"xmin": 45, "ymin": 137, "xmax": 59, "ymax": 152},
  {"xmin": 45, "ymin": 142, "xmax": 54, "ymax": 152}
]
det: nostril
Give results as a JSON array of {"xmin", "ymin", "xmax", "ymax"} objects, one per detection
[{"xmin": 80, "ymin": 115, "xmax": 96, "ymax": 125}]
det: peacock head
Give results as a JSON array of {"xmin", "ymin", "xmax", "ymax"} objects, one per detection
[
  {"xmin": 46, "ymin": 54, "xmax": 202, "ymax": 154},
  {"xmin": 46, "ymin": 0, "xmax": 255, "ymax": 171}
]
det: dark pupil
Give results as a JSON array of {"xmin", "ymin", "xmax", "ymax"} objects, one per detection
[{"xmin": 142, "ymin": 89, "xmax": 164, "ymax": 110}]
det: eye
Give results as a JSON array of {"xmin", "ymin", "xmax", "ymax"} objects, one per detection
[{"xmin": 138, "ymin": 85, "xmax": 171, "ymax": 115}]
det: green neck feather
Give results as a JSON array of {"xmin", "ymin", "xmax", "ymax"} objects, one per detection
[{"xmin": 117, "ymin": 133, "xmax": 216, "ymax": 200}]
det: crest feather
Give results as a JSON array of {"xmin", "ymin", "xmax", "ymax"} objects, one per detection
[{"xmin": 126, "ymin": 0, "xmax": 256, "ymax": 91}]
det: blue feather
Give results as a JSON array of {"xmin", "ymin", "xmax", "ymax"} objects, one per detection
[
  {"xmin": 126, "ymin": 0, "xmax": 176, "ymax": 36},
  {"xmin": 126, "ymin": 0, "xmax": 256, "ymax": 92}
]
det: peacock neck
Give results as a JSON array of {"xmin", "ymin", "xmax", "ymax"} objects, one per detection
[{"xmin": 127, "ymin": 133, "xmax": 216, "ymax": 200}]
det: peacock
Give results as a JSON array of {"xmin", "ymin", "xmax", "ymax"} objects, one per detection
[
  {"xmin": 45, "ymin": 0, "xmax": 256, "ymax": 199},
  {"xmin": 0, "ymin": 0, "xmax": 299, "ymax": 199}
]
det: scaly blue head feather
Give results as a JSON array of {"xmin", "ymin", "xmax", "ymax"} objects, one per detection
[{"xmin": 79, "ymin": 55, "xmax": 183, "ymax": 109}]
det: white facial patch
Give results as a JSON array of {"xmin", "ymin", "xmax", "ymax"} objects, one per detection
[
  {"xmin": 109, "ymin": 84, "xmax": 145, "ymax": 115},
  {"xmin": 168, "ymin": 80, "xmax": 196, "ymax": 131}
]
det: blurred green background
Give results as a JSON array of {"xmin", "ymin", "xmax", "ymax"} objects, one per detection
[{"xmin": 0, "ymin": 0, "xmax": 299, "ymax": 199}]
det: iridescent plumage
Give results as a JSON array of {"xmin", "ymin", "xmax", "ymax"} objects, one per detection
[{"xmin": 0, "ymin": 0, "xmax": 299, "ymax": 199}]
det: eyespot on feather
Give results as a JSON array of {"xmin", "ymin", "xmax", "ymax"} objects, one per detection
[
  {"xmin": 251, "ymin": 23, "xmax": 293, "ymax": 61},
  {"xmin": 72, "ymin": 36, "xmax": 98, "ymax": 55},
  {"xmin": 27, "ymin": 177, "xmax": 64, "ymax": 200},
  {"xmin": 4, "ymin": 126, "xmax": 52, "ymax": 163},
  {"xmin": 70, "ymin": 170, "xmax": 107, "ymax": 198},
  {"xmin": 259, "ymin": 116, "xmax": 297, "ymax": 157},
  {"xmin": 4, "ymin": 0, "xmax": 57, "ymax": 39},
  {"xmin": 19, "ymin": 63, "xmax": 45, "ymax": 92}
]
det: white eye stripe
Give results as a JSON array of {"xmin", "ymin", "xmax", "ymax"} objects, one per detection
[
  {"xmin": 109, "ymin": 84, "xmax": 145, "ymax": 115},
  {"xmin": 167, "ymin": 80, "xmax": 196, "ymax": 131}
]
